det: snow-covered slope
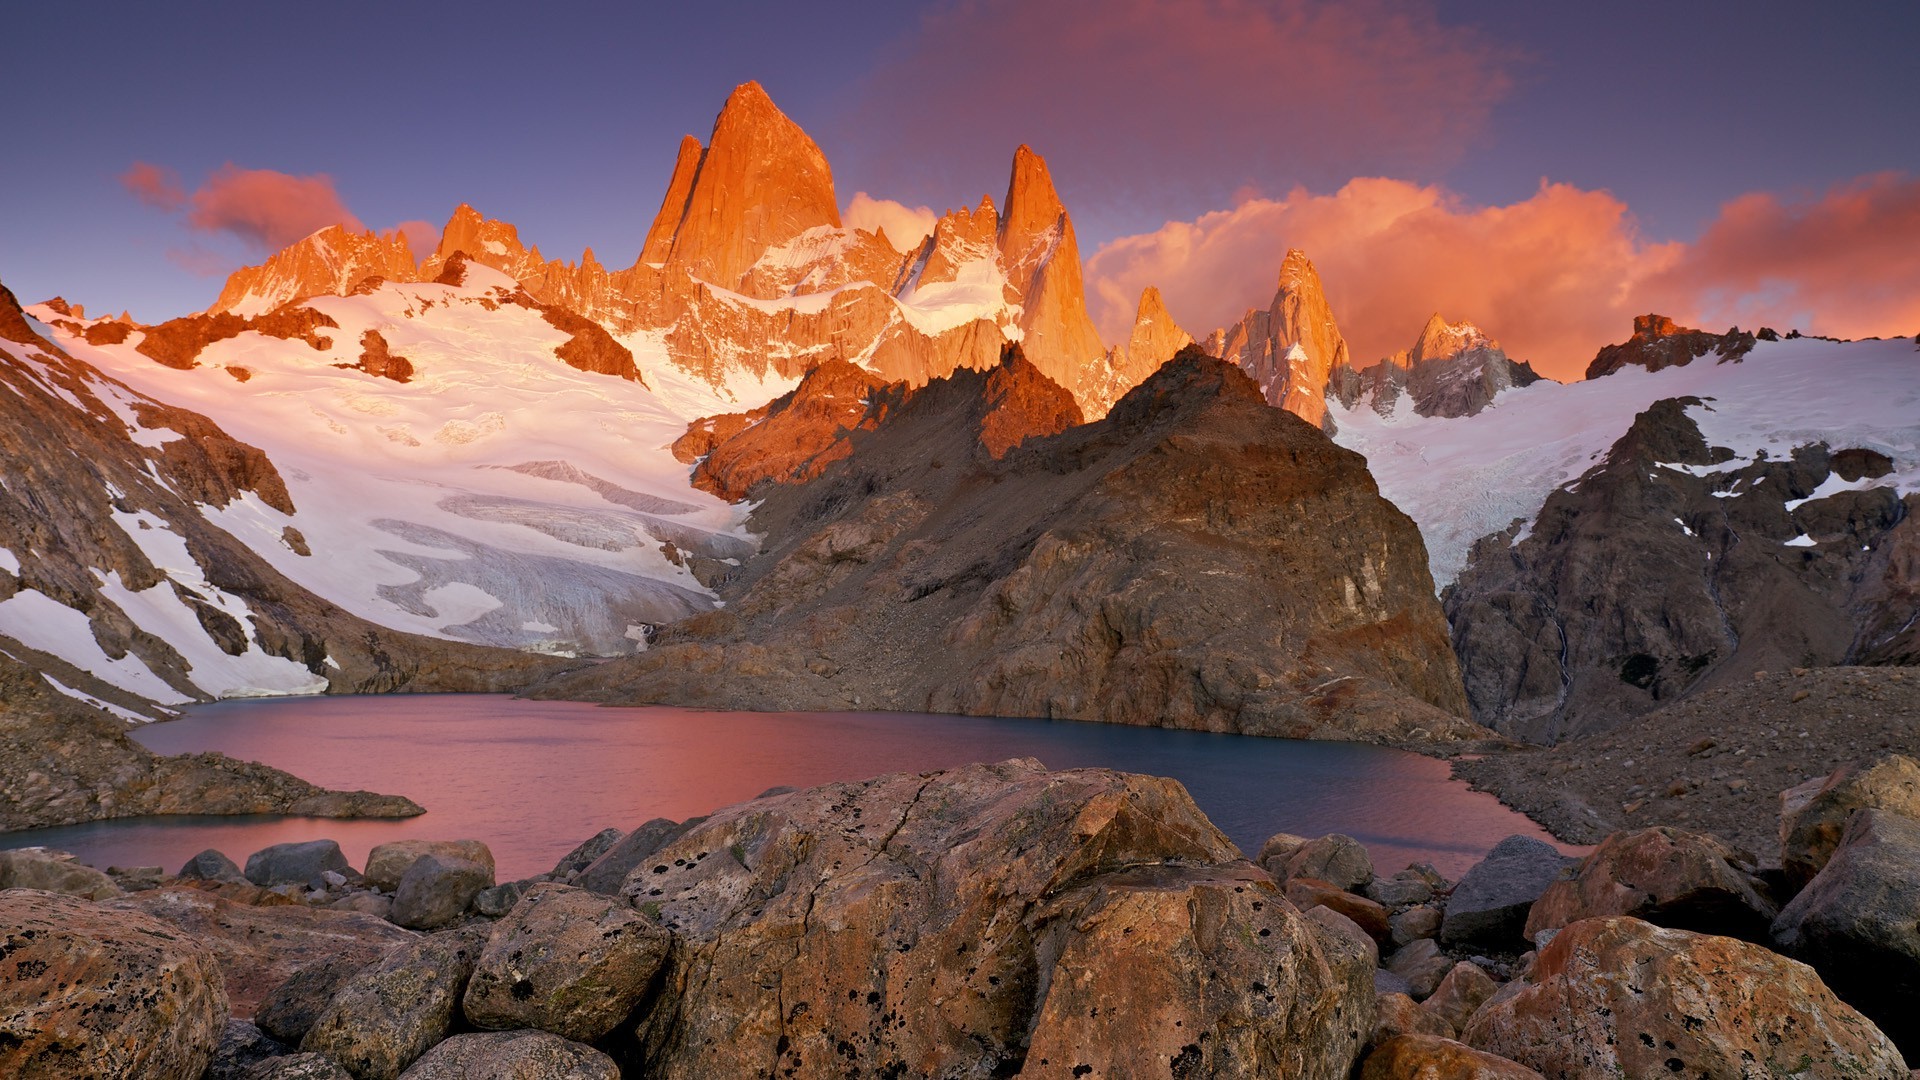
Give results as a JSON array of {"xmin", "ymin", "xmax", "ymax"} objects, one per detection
[
  {"xmin": 1331, "ymin": 336, "xmax": 1920, "ymax": 587},
  {"xmin": 34, "ymin": 267, "xmax": 785, "ymax": 658}
]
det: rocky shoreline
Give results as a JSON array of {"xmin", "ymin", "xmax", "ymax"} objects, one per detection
[{"xmin": 7, "ymin": 755, "xmax": 1920, "ymax": 1078}]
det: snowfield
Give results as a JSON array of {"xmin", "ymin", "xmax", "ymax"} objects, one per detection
[{"xmin": 1329, "ymin": 336, "xmax": 1920, "ymax": 588}]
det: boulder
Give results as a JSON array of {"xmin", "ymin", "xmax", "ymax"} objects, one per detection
[
  {"xmin": 1780, "ymin": 753, "xmax": 1920, "ymax": 887},
  {"xmin": 0, "ymin": 846, "xmax": 121, "ymax": 898},
  {"xmin": 248, "ymin": 1053, "xmax": 353, "ymax": 1079},
  {"xmin": 255, "ymin": 955, "xmax": 372, "ymax": 1044},
  {"xmin": 1524, "ymin": 826, "xmax": 1776, "ymax": 943},
  {"xmin": 1284, "ymin": 833, "xmax": 1374, "ymax": 891},
  {"xmin": 1463, "ymin": 916, "xmax": 1905, "ymax": 1077},
  {"xmin": 330, "ymin": 892, "xmax": 392, "ymax": 920},
  {"xmin": 363, "ymin": 840, "xmax": 494, "ymax": 893},
  {"xmin": 1419, "ymin": 961, "xmax": 1498, "ymax": 1034},
  {"xmin": 1373, "ymin": 992, "xmax": 1455, "ymax": 1044},
  {"xmin": 1286, "ymin": 876, "xmax": 1391, "ymax": 947},
  {"xmin": 1388, "ymin": 904, "xmax": 1441, "ymax": 947},
  {"xmin": 1440, "ymin": 836, "xmax": 1575, "ymax": 951},
  {"xmin": 390, "ymin": 855, "xmax": 493, "ymax": 930},
  {"xmin": 626, "ymin": 759, "xmax": 1373, "ymax": 1079},
  {"xmin": 1254, "ymin": 831, "xmax": 1309, "ymax": 875},
  {"xmin": 245, "ymin": 840, "xmax": 350, "ymax": 888},
  {"xmin": 100, "ymin": 888, "xmax": 415, "ymax": 1017},
  {"xmin": 1303, "ymin": 904, "xmax": 1379, "ymax": 970},
  {"xmin": 301, "ymin": 928, "xmax": 486, "ymax": 1080},
  {"xmin": 574, "ymin": 817, "xmax": 692, "ymax": 894},
  {"xmin": 0, "ymin": 889, "xmax": 227, "ymax": 1079},
  {"xmin": 397, "ymin": 1031, "xmax": 618, "ymax": 1079},
  {"xmin": 1772, "ymin": 807, "xmax": 1920, "ymax": 1058},
  {"xmin": 1385, "ymin": 938, "xmax": 1454, "ymax": 1000},
  {"xmin": 106, "ymin": 864, "xmax": 167, "ymax": 891},
  {"xmin": 470, "ymin": 880, "xmax": 525, "ymax": 918},
  {"xmin": 463, "ymin": 883, "xmax": 671, "ymax": 1041},
  {"xmin": 1365, "ymin": 871, "xmax": 1434, "ymax": 909},
  {"xmin": 1362, "ymin": 1034, "xmax": 1543, "ymax": 1079},
  {"xmin": 549, "ymin": 827, "xmax": 623, "ymax": 880},
  {"xmin": 203, "ymin": 1019, "xmax": 288, "ymax": 1080}
]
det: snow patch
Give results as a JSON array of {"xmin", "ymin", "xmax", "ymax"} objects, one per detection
[{"xmin": 0, "ymin": 589, "xmax": 189, "ymax": 704}]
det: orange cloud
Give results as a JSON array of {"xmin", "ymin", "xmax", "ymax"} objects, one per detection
[
  {"xmin": 1087, "ymin": 178, "xmax": 1683, "ymax": 380},
  {"xmin": 847, "ymin": 0, "xmax": 1515, "ymax": 214},
  {"xmin": 1647, "ymin": 172, "xmax": 1920, "ymax": 340},
  {"xmin": 122, "ymin": 161, "xmax": 185, "ymax": 211},
  {"xmin": 843, "ymin": 193, "xmax": 937, "ymax": 253},
  {"xmin": 182, "ymin": 164, "xmax": 365, "ymax": 251}
]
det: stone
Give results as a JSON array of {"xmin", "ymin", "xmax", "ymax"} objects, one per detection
[
  {"xmin": 107, "ymin": 864, "xmax": 167, "ymax": 891},
  {"xmin": 390, "ymin": 855, "xmax": 494, "ymax": 930},
  {"xmin": 330, "ymin": 892, "xmax": 392, "ymax": 920},
  {"xmin": 301, "ymin": 928, "xmax": 486, "ymax": 1080},
  {"xmin": 0, "ymin": 889, "xmax": 228, "ymax": 1079},
  {"xmin": 624, "ymin": 760, "xmax": 1373, "ymax": 1079},
  {"xmin": 1419, "ymin": 961, "xmax": 1499, "ymax": 1034},
  {"xmin": 1374, "ymin": 968, "xmax": 1413, "ymax": 997},
  {"xmin": 1286, "ymin": 876, "xmax": 1391, "ymax": 948},
  {"xmin": 1386, "ymin": 938, "xmax": 1455, "ymax": 1000},
  {"xmin": 181, "ymin": 849, "xmax": 248, "ymax": 883},
  {"xmin": 100, "ymin": 887, "xmax": 416, "ymax": 1018},
  {"xmin": 1780, "ymin": 753, "xmax": 1920, "ymax": 887},
  {"xmin": 1303, "ymin": 903, "xmax": 1380, "ymax": 970},
  {"xmin": 255, "ymin": 955, "xmax": 372, "ymax": 1044},
  {"xmin": 1362, "ymin": 1034, "xmax": 1544, "ymax": 1080},
  {"xmin": 1389, "ymin": 904, "xmax": 1442, "ymax": 946},
  {"xmin": 246, "ymin": 840, "xmax": 350, "ymax": 888},
  {"xmin": 1772, "ymin": 807, "xmax": 1920, "ymax": 1059},
  {"xmin": 463, "ymin": 883, "xmax": 671, "ymax": 1041},
  {"xmin": 363, "ymin": 840, "xmax": 494, "ymax": 892},
  {"xmin": 1254, "ymin": 831, "xmax": 1309, "ymax": 874},
  {"xmin": 397, "ymin": 1031, "xmax": 618, "ymax": 1079},
  {"xmin": 1440, "ymin": 836, "xmax": 1575, "ymax": 951},
  {"xmin": 247, "ymin": 1054, "xmax": 353, "ymax": 1080},
  {"xmin": 203, "ymin": 1019, "xmax": 288, "ymax": 1080},
  {"xmin": 574, "ymin": 816, "xmax": 693, "ymax": 895},
  {"xmin": 1365, "ymin": 874, "xmax": 1434, "ymax": 909},
  {"xmin": 1463, "ymin": 916, "xmax": 1905, "ymax": 1078},
  {"xmin": 548, "ymin": 827, "xmax": 623, "ymax": 880},
  {"xmin": 1284, "ymin": 833, "xmax": 1375, "ymax": 892},
  {"xmin": 470, "ymin": 880, "xmax": 525, "ymax": 918},
  {"xmin": 1374, "ymin": 992, "xmax": 1456, "ymax": 1044},
  {"xmin": 1524, "ymin": 826, "xmax": 1777, "ymax": 942},
  {"xmin": 0, "ymin": 846, "xmax": 121, "ymax": 898}
]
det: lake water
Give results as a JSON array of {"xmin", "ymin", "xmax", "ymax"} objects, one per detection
[{"xmin": 3, "ymin": 695, "xmax": 1564, "ymax": 881}]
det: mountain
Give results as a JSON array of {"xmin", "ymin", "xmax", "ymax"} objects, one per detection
[
  {"xmin": 1586, "ymin": 314, "xmax": 1755, "ymax": 379},
  {"xmin": 1331, "ymin": 313, "xmax": 1545, "ymax": 419},
  {"xmin": 540, "ymin": 346, "xmax": 1484, "ymax": 744},
  {"xmin": 1213, "ymin": 249, "xmax": 1350, "ymax": 428},
  {"xmin": 0, "ymin": 279, "xmax": 566, "ymax": 717},
  {"xmin": 209, "ymin": 226, "xmax": 418, "ymax": 318}
]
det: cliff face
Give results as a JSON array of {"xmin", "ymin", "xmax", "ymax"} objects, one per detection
[
  {"xmin": 1586, "ymin": 314, "xmax": 1756, "ymax": 380},
  {"xmin": 209, "ymin": 226, "xmax": 417, "ymax": 317},
  {"xmin": 1446, "ymin": 396, "xmax": 1919, "ymax": 744},
  {"xmin": 1215, "ymin": 249, "xmax": 1350, "ymax": 428},
  {"xmin": 538, "ymin": 347, "xmax": 1481, "ymax": 745}
]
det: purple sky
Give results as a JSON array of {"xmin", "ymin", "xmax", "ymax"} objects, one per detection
[{"xmin": 3, "ymin": 0, "xmax": 1916, "ymax": 363}]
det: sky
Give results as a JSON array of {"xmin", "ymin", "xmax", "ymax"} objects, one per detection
[{"xmin": 3, "ymin": 0, "xmax": 1917, "ymax": 380}]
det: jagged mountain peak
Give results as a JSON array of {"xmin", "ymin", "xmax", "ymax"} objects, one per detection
[
  {"xmin": 1214, "ymin": 247, "xmax": 1349, "ymax": 428},
  {"xmin": 1406, "ymin": 312, "xmax": 1494, "ymax": 366},
  {"xmin": 999, "ymin": 144, "xmax": 1065, "ymax": 258},
  {"xmin": 209, "ymin": 225, "xmax": 418, "ymax": 318}
]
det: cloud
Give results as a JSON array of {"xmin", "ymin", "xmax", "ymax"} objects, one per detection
[
  {"xmin": 121, "ymin": 162, "xmax": 186, "ymax": 211},
  {"xmin": 182, "ymin": 165, "xmax": 365, "ymax": 251},
  {"xmin": 1087, "ymin": 178, "xmax": 1683, "ymax": 380},
  {"xmin": 846, "ymin": 0, "xmax": 1516, "ymax": 218},
  {"xmin": 843, "ymin": 193, "xmax": 937, "ymax": 253},
  {"xmin": 1646, "ymin": 172, "xmax": 1920, "ymax": 339}
]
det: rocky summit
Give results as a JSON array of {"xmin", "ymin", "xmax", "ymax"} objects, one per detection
[
  {"xmin": 540, "ymin": 346, "xmax": 1482, "ymax": 743},
  {"xmin": 1214, "ymin": 249, "xmax": 1351, "ymax": 429}
]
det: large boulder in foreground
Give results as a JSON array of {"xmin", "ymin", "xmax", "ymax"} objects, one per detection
[
  {"xmin": 0, "ymin": 889, "xmax": 228, "ymax": 1079},
  {"xmin": 245, "ymin": 839, "xmax": 350, "ymax": 888},
  {"xmin": 0, "ymin": 846, "xmax": 122, "ymax": 898},
  {"xmin": 363, "ymin": 840, "xmax": 494, "ymax": 892},
  {"xmin": 390, "ymin": 854, "xmax": 493, "ymax": 930},
  {"xmin": 1780, "ymin": 753, "xmax": 1920, "ymax": 887},
  {"xmin": 1463, "ymin": 916, "xmax": 1905, "ymax": 1078},
  {"xmin": 540, "ymin": 350, "xmax": 1484, "ymax": 745},
  {"xmin": 1524, "ymin": 826, "xmax": 1776, "ymax": 942},
  {"xmin": 462, "ymin": 883, "xmax": 671, "ymax": 1041},
  {"xmin": 1772, "ymin": 807, "xmax": 1920, "ymax": 1059},
  {"xmin": 101, "ymin": 888, "xmax": 416, "ymax": 1017},
  {"xmin": 628, "ymin": 759, "xmax": 1374, "ymax": 1079},
  {"xmin": 301, "ymin": 929, "xmax": 485, "ymax": 1080},
  {"xmin": 1440, "ymin": 835, "xmax": 1574, "ymax": 950}
]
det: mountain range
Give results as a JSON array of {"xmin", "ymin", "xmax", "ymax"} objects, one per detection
[{"xmin": 1, "ymin": 80, "xmax": 1915, "ymax": 780}]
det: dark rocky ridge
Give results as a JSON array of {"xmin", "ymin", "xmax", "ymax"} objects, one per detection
[
  {"xmin": 1584, "ymin": 313, "xmax": 1756, "ymax": 380},
  {"xmin": 1446, "ymin": 395, "xmax": 1918, "ymax": 743},
  {"xmin": 1330, "ymin": 314, "xmax": 1545, "ymax": 420},
  {"xmin": 538, "ymin": 346, "xmax": 1485, "ymax": 743}
]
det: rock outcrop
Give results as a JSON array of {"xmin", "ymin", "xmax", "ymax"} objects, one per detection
[
  {"xmin": 539, "ymin": 349, "xmax": 1480, "ymax": 743},
  {"xmin": 210, "ymin": 226, "xmax": 417, "ymax": 318},
  {"xmin": 996, "ymin": 145, "xmax": 1111, "ymax": 409},
  {"xmin": 1446, "ymin": 395, "xmax": 1920, "ymax": 742},
  {"xmin": 1585, "ymin": 313, "xmax": 1756, "ymax": 379},
  {"xmin": 1779, "ymin": 752, "xmax": 1920, "ymax": 887},
  {"xmin": 1331, "ymin": 314, "xmax": 1544, "ymax": 419},
  {"xmin": 1214, "ymin": 249, "xmax": 1350, "ymax": 428},
  {"xmin": 1524, "ymin": 826, "xmax": 1777, "ymax": 942}
]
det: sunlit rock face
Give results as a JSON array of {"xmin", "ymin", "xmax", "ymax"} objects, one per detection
[{"xmin": 1213, "ymin": 249, "xmax": 1350, "ymax": 428}]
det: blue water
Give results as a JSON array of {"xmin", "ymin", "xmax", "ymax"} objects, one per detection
[{"xmin": 2, "ymin": 695, "xmax": 1561, "ymax": 881}]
